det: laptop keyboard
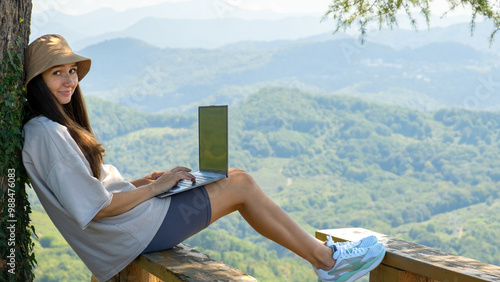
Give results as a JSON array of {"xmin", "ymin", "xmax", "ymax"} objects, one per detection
[
  {"xmin": 176, "ymin": 172, "xmax": 216, "ymax": 188},
  {"xmin": 156, "ymin": 170, "xmax": 226, "ymax": 198}
]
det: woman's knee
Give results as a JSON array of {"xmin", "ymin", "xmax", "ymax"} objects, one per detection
[
  {"xmin": 206, "ymin": 170, "xmax": 258, "ymax": 217},
  {"xmin": 207, "ymin": 169, "xmax": 260, "ymax": 202},
  {"xmin": 227, "ymin": 170, "xmax": 260, "ymax": 195},
  {"xmin": 208, "ymin": 170, "xmax": 251, "ymax": 195},
  {"xmin": 229, "ymin": 168, "xmax": 246, "ymax": 174}
]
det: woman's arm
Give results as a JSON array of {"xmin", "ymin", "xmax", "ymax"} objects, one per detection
[
  {"xmin": 93, "ymin": 167, "xmax": 194, "ymax": 220},
  {"xmin": 131, "ymin": 171, "xmax": 166, "ymax": 187}
]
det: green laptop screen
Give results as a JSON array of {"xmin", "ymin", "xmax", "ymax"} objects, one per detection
[{"xmin": 199, "ymin": 105, "xmax": 228, "ymax": 174}]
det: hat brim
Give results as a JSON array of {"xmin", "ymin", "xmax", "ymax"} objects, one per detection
[{"xmin": 25, "ymin": 53, "xmax": 91, "ymax": 87}]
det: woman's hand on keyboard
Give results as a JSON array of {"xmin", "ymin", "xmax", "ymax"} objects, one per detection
[{"xmin": 151, "ymin": 167, "xmax": 195, "ymax": 195}]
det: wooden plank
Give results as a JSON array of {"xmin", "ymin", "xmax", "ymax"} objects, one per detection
[
  {"xmin": 370, "ymin": 264, "xmax": 440, "ymax": 282},
  {"xmin": 91, "ymin": 244, "xmax": 255, "ymax": 281},
  {"xmin": 136, "ymin": 244, "xmax": 256, "ymax": 282},
  {"xmin": 316, "ymin": 228, "xmax": 500, "ymax": 282},
  {"xmin": 117, "ymin": 262, "xmax": 163, "ymax": 282}
]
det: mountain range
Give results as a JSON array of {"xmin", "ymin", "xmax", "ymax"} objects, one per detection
[
  {"xmin": 31, "ymin": 0, "xmax": 498, "ymax": 51},
  {"xmin": 30, "ymin": 0, "xmax": 334, "ymax": 50},
  {"xmin": 30, "ymin": 0, "xmax": 500, "ymax": 115},
  {"xmin": 75, "ymin": 34, "xmax": 500, "ymax": 114}
]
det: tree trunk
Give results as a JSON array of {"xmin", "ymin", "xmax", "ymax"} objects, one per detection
[
  {"xmin": 0, "ymin": 0, "xmax": 33, "ymax": 281},
  {"xmin": 0, "ymin": 0, "xmax": 32, "ymax": 57}
]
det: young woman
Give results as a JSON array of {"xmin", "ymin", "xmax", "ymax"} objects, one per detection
[{"xmin": 22, "ymin": 34, "xmax": 385, "ymax": 282}]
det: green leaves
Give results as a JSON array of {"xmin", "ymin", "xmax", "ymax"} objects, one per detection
[
  {"xmin": 0, "ymin": 37, "xmax": 35, "ymax": 281},
  {"xmin": 324, "ymin": 0, "xmax": 499, "ymax": 45}
]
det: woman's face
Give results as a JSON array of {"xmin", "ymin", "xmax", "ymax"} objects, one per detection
[{"xmin": 42, "ymin": 63, "xmax": 78, "ymax": 104}]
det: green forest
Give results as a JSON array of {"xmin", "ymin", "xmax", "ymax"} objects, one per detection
[{"xmin": 30, "ymin": 87, "xmax": 500, "ymax": 281}]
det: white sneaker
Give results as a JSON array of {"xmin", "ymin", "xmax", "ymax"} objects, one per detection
[
  {"xmin": 326, "ymin": 234, "xmax": 378, "ymax": 250},
  {"xmin": 314, "ymin": 243, "xmax": 386, "ymax": 282}
]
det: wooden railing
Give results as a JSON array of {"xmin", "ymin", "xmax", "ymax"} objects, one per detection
[
  {"xmin": 316, "ymin": 228, "xmax": 500, "ymax": 282},
  {"xmin": 90, "ymin": 243, "xmax": 255, "ymax": 281},
  {"xmin": 92, "ymin": 228, "xmax": 500, "ymax": 281}
]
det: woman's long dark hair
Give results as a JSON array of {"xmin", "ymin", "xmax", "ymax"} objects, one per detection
[{"xmin": 26, "ymin": 75, "xmax": 105, "ymax": 179}]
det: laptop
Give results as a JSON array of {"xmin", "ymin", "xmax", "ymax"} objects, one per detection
[{"xmin": 156, "ymin": 105, "xmax": 228, "ymax": 198}]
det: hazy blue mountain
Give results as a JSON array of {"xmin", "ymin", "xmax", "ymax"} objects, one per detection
[
  {"xmin": 409, "ymin": 42, "xmax": 485, "ymax": 62},
  {"xmin": 69, "ymin": 16, "xmax": 333, "ymax": 50},
  {"xmin": 360, "ymin": 21, "xmax": 500, "ymax": 53},
  {"xmin": 219, "ymin": 19, "xmax": 500, "ymax": 53},
  {"xmin": 79, "ymin": 35, "xmax": 499, "ymax": 113},
  {"xmin": 30, "ymin": 0, "xmax": 330, "ymax": 50},
  {"xmin": 31, "ymin": 0, "xmax": 498, "ymax": 53},
  {"xmin": 114, "ymin": 0, "xmax": 296, "ymax": 20},
  {"xmin": 30, "ymin": 8, "xmax": 121, "ymax": 43},
  {"xmin": 79, "ymin": 38, "xmax": 165, "ymax": 92}
]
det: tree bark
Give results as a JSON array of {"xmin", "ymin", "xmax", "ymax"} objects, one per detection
[
  {"xmin": 0, "ymin": 0, "xmax": 32, "ymax": 60},
  {"xmin": 0, "ymin": 0, "xmax": 32, "ymax": 203},
  {"xmin": 0, "ymin": 1, "xmax": 33, "ymax": 281}
]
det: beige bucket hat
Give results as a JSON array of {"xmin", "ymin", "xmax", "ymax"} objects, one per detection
[{"xmin": 25, "ymin": 34, "xmax": 91, "ymax": 87}]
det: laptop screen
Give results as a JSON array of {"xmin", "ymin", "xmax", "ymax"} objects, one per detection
[{"xmin": 198, "ymin": 105, "xmax": 228, "ymax": 175}]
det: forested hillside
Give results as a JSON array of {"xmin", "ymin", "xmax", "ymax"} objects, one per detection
[{"xmin": 30, "ymin": 87, "xmax": 500, "ymax": 281}]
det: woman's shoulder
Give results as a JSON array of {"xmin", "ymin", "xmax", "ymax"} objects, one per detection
[
  {"xmin": 24, "ymin": 116, "xmax": 67, "ymax": 135},
  {"xmin": 23, "ymin": 116, "xmax": 91, "ymax": 178},
  {"xmin": 23, "ymin": 116, "xmax": 74, "ymax": 151},
  {"xmin": 25, "ymin": 115, "xmax": 61, "ymax": 128}
]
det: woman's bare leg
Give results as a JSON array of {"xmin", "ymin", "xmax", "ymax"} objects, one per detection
[{"xmin": 205, "ymin": 168, "xmax": 335, "ymax": 271}]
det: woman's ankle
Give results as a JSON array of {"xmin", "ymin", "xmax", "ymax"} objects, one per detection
[{"xmin": 312, "ymin": 245, "xmax": 335, "ymax": 270}]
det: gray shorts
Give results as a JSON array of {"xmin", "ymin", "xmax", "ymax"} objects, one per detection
[{"xmin": 142, "ymin": 186, "xmax": 212, "ymax": 253}]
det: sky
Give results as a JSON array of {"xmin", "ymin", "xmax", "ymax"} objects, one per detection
[
  {"xmin": 33, "ymin": 0, "xmax": 469, "ymax": 17},
  {"xmin": 32, "ymin": 0, "xmax": 334, "ymax": 15}
]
